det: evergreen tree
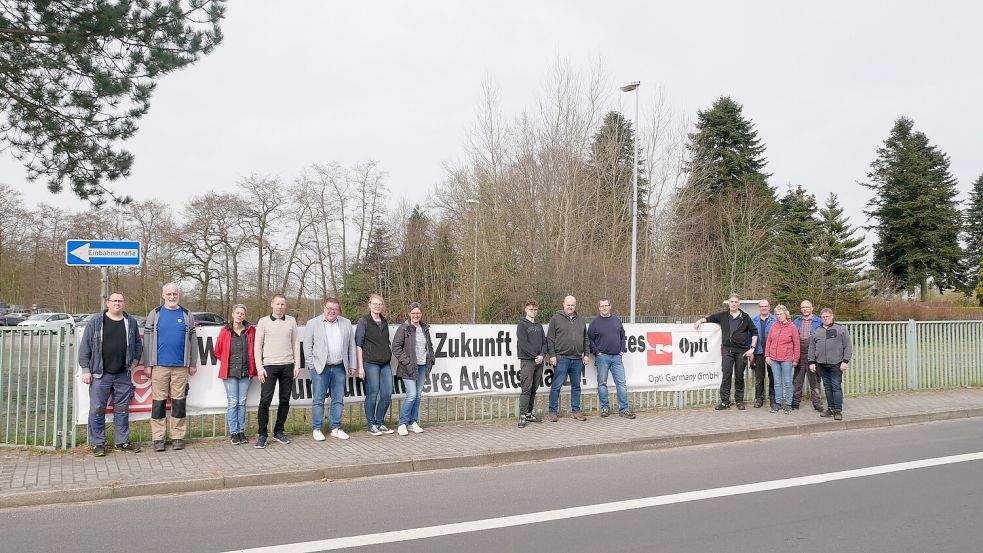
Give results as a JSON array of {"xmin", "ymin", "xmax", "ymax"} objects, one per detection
[
  {"xmin": 976, "ymin": 261, "xmax": 983, "ymax": 306},
  {"xmin": 0, "ymin": 1, "xmax": 226, "ymax": 205},
  {"xmin": 587, "ymin": 110, "xmax": 649, "ymax": 230},
  {"xmin": 816, "ymin": 193, "xmax": 870, "ymax": 313},
  {"xmin": 963, "ymin": 173, "xmax": 983, "ymax": 296},
  {"xmin": 685, "ymin": 96, "xmax": 772, "ymax": 197},
  {"xmin": 677, "ymin": 96, "xmax": 779, "ymax": 301},
  {"xmin": 769, "ymin": 185, "xmax": 821, "ymax": 306},
  {"xmin": 864, "ymin": 117, "xmax": 964, "ymax": 299},
  {"xmin": 339, "ymin": 220, "xmax": 394, "ymax": 319}
]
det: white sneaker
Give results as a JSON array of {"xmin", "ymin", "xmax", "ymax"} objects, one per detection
[
  {"xmin": 397, "ymin": 424, "xmax": 409, "ymax": 436},
  {"xmin": 312, "ymin": 429, "xmax": 325, "ymax": 441},
  {"xmin": 409, "ymin": 422, "xmax": 424, "ymax": 433},
  {"xmin": 330, "ymin": 428, "xmax": 349, "ymax": 440}
]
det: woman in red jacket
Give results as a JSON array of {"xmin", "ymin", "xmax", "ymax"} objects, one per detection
[
  {"xmin": 213, "ymin": 304, "xmax": 257, "ymax": 445},
  {"xmin": 765, "ymin": 304, "xmax": 800, "ymax": 414}
]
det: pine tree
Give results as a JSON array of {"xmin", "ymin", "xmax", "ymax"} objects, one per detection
[
  {"xmin": 864, "ymin": 117, "xmax": 964, "ymax": 300},
  {"xmin": 816, "ymin": 193, "xmax": 870, "ymax": 313},
  {"xmin": 586, "ymin": 111, "xmax": 650, "ymax": 232},
  {"xmin": 340, "ymin": 220, "xmax": 394, "ymax": 319},
  {"xmin": 685, "ymin": 96, "xmax": 771, "ymax": 196},
  {"xmin": 976, "ymin": 261, "xmax": 983, "ymax": 306},
  {"xmin": 0, "ymin": 1, "xmax": 226, "ymax": 205},
  {"xmin": 769, "ymin": 185, "xmax": 821, "ymax": 306},
  {"xmin": 678, "ymin": 96, "xmax": 779, "ymax": 301},
  {"xmin": 963, "ymin": 174, "xmax": 983, "ymax": 297}
]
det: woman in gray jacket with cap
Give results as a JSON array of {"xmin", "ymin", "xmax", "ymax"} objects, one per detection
[{"xmin": 391, "ymin": 302, "xmax": 435, "ymax": 436}]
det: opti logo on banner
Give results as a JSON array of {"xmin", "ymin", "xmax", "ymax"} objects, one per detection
[{"xmin": 647, "ymin": 332, "xmax": 673, "ymax": 365}]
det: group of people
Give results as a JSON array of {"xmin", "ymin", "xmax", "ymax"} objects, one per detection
[
  {"xmin": 78, "ymin": 285, "xmax": 436, "ymax": 455},
  {"xmin": 77, "ymin": 285, "xmax": 851, "ymax": 458},
  {"xmin": 695, "ymin": 294, "xmax": 853, "ymax": 420},
  {"xmin": 516, "ymin": 295, "xmax": 637, "ymax": 428}
]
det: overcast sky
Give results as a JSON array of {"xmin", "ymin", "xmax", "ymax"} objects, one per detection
[{"xmin": 2, "ymin": 0, "xmax": 981, "ymax": 235}]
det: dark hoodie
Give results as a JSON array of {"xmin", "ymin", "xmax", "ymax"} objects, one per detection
[
  {"xmin": 546, "ymin": 310, "xmax": 589, "ymax": 359},
  {"xmin": 517, "ymin": 317, "xmax": 548, "ymax": 360}
]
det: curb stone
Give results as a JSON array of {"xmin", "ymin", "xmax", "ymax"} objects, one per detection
[{"xmin": 3, "ymin": 407, "xmax": 982, "ymax": 510}]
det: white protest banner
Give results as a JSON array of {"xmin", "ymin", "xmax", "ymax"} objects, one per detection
[{"xmin": 75, "ymin": 323, "xmax": 722, "ymax": 424}]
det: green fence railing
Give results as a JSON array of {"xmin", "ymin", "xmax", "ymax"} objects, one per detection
[
  {"xmin": 2, "ymin": 320, "xmax": 982, "ymax": 448},
  {"xmin": 0, "ymin": 326, "xmax": 75, "ymax": 449}
]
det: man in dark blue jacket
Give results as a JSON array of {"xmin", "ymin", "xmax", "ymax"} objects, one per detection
[
  {"xmin": 751, "ymin": 300, "xmax": 776, "ymax": 408},
  {"xmin": 78, "ymin": 293, "xmax": 144, "ymax": 456},
  {"xmin": 793, "ymin": 300, "xmax": 824, "ymax": 411}
]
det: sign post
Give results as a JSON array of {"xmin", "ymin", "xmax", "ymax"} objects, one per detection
[{"xmin": 65, "ymin": 240, "xmax": 142, "ymax": 310}]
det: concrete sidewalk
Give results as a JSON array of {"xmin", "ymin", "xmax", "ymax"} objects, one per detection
[{"xmin": 2, "ymin": 388, "xmax": 982, "ymax": 509}]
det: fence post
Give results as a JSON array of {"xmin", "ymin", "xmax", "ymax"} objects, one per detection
[
  {"xmin": 906, "ymin": 319, "xmax": 919, "ymax": 390},
  {"xmin": 676, "ymin": 390, "xmax": 686, "ymax": 409}
]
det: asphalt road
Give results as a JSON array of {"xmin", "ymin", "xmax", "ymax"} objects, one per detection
[{"xmin": 4, "ymin": 418, "xmax": 983, "ymax": 553}]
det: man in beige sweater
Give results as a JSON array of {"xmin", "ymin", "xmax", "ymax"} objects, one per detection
[{"xmin": 253, "ymin": 294, "xmax": 301, "ymax": 449}]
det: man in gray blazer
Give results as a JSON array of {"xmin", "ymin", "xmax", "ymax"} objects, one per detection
[{"xmin": 303, "ymin": 298, "xmax": 357, "ymax": 441}]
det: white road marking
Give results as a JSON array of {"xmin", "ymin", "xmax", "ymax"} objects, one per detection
[{"xmin": 222, "ymin": 451, "xmax": 983, "ymax": 553}]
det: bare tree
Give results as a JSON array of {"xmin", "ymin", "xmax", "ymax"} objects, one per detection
[{"xmin": 238, "ymin": 174, "xmax": 283, "ymax": 303}]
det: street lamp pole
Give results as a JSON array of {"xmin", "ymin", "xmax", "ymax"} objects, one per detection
[
  {"xmin": 620, "ymin": 80, "xmax": 640, "ymax": 323},
  {"xmin": 466, "ymin": 199, "xmax": 479, "ymax": 323}
]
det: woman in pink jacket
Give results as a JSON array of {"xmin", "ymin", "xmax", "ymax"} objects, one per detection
[{"xmin": 765, "ymin": 304, "xmax": 800, "ymax": 414}]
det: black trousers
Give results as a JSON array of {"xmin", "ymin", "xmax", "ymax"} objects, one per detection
[
  {"xmin": 258, "ymin": 363, "xmax": 294, "ymax": 435},
  {"xmin": 518, "ymin": 359, "xmax": 544, "ymax": 415},
  {"xmin": 719, "ymin": 348, "xmax": 747, "ymax": 404},
  {"xmin": 753, "ymin": 354, "xmax": 774, "ymax": 403}
]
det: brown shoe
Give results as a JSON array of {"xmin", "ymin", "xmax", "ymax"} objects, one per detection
[
  {"xmin": 571, "ymin": 411, "xmax": 587, "ymax": 421},
  {"xmin": 547, "ymin": 412, "xmax": 558, "ymax": 422}
]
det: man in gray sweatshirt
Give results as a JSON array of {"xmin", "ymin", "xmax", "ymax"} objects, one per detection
[
  {"xmin": 808, "ymin": 308, "xmax": 853, "ymax": 421},
  {"xmin": 546, "ymin": 295, "xmax": 590, "ymax": 422}
]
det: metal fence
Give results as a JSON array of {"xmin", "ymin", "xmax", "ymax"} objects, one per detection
[
  {"xmin": 2, "ymin": 320, "xmax": 981, "ymax": 448},
  {"xmin": 0, "ymin": 326, "xmax": 75, "ymax": 449}
]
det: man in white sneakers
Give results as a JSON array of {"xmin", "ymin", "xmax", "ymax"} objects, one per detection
[{"xmin": 303, "ymin": 298, "xmax": 357, "ymax": 441}]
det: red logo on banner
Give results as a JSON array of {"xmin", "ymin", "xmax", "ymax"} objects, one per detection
[
  {"xmin": 102, "ymin": 364, "xmax": 155, "ymax": 414},
  {"xmin": 647, "ymin": 332, "xmax": 673, "ymax": 365}
]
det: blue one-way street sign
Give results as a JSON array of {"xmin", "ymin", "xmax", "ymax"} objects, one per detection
[{"xmin": 65, "ymin": 240, "xmax": 142, "ymax": 266}]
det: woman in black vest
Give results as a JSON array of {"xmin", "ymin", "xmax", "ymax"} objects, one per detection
[{"xmin": 355, "ymin": 294, "xmax": 394, "ymax": 436}]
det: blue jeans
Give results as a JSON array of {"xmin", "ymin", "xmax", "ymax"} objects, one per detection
[
  {"xmin": 87, "ymin": 371, "xmax": 134, "ymax": 446},
  {"xmin": 399, "ymin": 365, "xmax": 427, "ymax": 425},
  {"xmin": 817, "ymin": 363, "xmax": 844, "ymax": 412},
  {"xmin": 549, "ymin": 357, "xmax": 584, "ymax": 413},
  {"xmin": 771, "ymin": 361, "xmax": 794, "ymax": 406},
  {"xmin": 312, "ymin": 364, "xmax": 347, "ymax": 431},
  {"xmin": 363, "ymin": 362, "xmax": 393, "ymax": 426},
  {"xmin": 595, "ymin": 353, "xmax": 629, "ymax": 412},
  {"xmin": 223, "ymin": 377, "xmax": 250, "ymax": 434}
]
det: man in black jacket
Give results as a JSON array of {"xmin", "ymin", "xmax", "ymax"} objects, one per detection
[
  {"xmin": 695, "ymin": 294, "xmax": 758, "ymax": 410},
  {"xmin": 516, "ymin": 300, "xmax": 548, "ymax": 428}
]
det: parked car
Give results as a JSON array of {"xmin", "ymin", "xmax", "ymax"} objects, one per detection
[
  {"xmin": 17, "ymin": 312, "xmax": 74, "ymax": 327},
  {"xmin": 73, "ymin": 313, "xmax": 96, "ymax": 324},
  {"xmin": 192, "ymin": 312, "xmax": 226, "ymax": 327},
  {"xmin": 0, "ymin": 313, "xmax": 29, "ymax": 326}
]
